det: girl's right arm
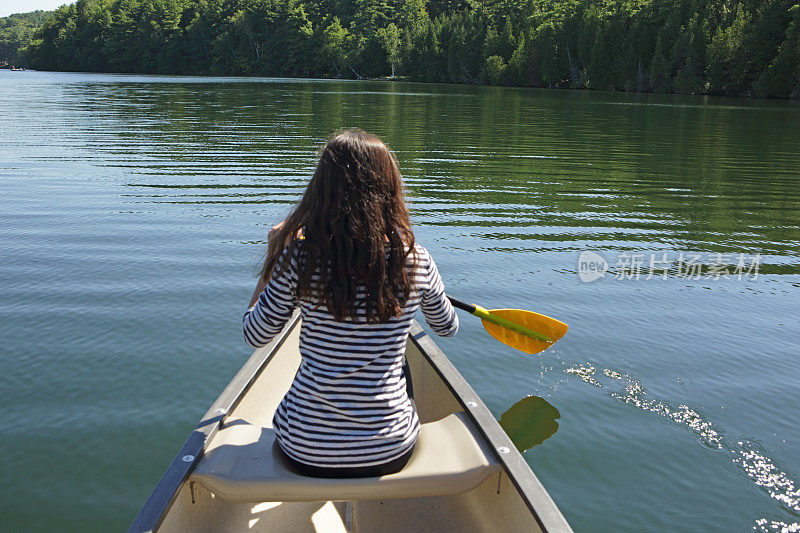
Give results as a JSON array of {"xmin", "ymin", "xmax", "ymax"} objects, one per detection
[
  {"xmin": 242, "ymin": 246, "xmax": 298, "ymax": 348},
  {"xmin": 419, "ymin": 249, "xmax": 459, "ymax": 337}
]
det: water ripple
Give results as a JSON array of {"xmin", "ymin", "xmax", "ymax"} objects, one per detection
[
  {"xmin": 754, "ymin": 519, "xmax": 800, "ymax": 532},
  {"xmin": 566, "ymin": 364, "xmax": 799, "ymax": 517}
]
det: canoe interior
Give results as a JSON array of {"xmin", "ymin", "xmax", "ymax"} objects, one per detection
[{"xmin": 148, "ymin": 317, "xmax": 569, "ymax": 532}]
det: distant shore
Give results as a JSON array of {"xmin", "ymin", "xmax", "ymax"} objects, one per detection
[
  {"xmin": 4, "ymin": 0, "xmax": 798, "ymax": 100},
  {"xmin": 5, "ymin": 68, "xmax": 799, "ymax": 103}
]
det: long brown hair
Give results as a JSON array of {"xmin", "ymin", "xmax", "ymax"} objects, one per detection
[{"xmin": 260, "ymin": 129, "xmax": 416, "ymax": 322}]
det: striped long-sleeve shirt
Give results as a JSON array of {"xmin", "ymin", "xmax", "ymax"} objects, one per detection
[{"xmin": 242, "ymin": 243, "xmax": 458, "ymax": 468}]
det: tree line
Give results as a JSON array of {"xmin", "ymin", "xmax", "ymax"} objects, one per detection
[
  {"xmin": 3, "ymin": 0, "xmax": 799, "ymax": 97},
  {"xmin": 0, "ymin": 10, "xmax": 50, "ymax": 67}
]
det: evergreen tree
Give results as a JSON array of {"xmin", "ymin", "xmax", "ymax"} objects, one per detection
[
  {"xmin": 377, "ymin": 22, "xmax": 400, "ymax": 76},
  {"xmin": 14, "ymin": 0, "xmax": 800, "ymax": 97},
  {"xmin": 754, "ymin": 3, "xmax": 800, "ymax": 97},
  {"xmin": 321, "ymin": 16, "xmax": 350, "ymax": 76},
  {"xmin": 706, "ymin": 3, "xmax": 749, "ymax": 94},
  {"xmin": 506, "ymin": 29, "xmax": 529, "ymax": 84}
]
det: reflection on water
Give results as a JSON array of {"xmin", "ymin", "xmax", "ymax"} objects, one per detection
[
  {"xmin": 61, "ymin": 77, "xmax": 799, "ymax": 266},
  {"xmin": 498, "ymin": 395, "xmax": 560, "ymax": 453},
  {"xmin": 2, "ymin": 72, "xmax": 799, "ymax": 532}
]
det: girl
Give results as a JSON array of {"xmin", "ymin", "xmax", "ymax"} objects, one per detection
[{"xmin": 243, "ymin": 129, "xmax": 458, "ymax": 478}]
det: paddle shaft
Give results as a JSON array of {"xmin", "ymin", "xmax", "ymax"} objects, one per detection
[
  {"xmin": 447, "ymin": 295, "xmax": 477, "ymax": 314},
  {"xmin": 446, "ymin": 295, "xmax": 553, "ymax": 343}
]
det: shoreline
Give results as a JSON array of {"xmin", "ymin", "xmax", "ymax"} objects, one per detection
[{"xmin": 7, "ymin": 68, "xmax": 799, "ymax": 102}]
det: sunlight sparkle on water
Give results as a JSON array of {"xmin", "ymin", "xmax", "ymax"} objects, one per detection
[
  {"xmin": 735, "ymin": 444, "xmax": 800, "ymax": 512},
  {"xmin": 566, "ymin": 364, "xmax": 800, "ymax": 517},
  {"xmin": 754, "ymin": 518, "xmax": 800, "ymax": 533}
]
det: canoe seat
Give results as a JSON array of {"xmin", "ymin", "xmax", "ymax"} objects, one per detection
[{"xmin": 191, "ymin": 412, "xmax": 501, "ymax": 502}]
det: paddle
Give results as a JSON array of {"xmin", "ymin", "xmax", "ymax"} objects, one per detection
[{"xmin": 446, "ymin": 295, "xmax": 568, "ymax": 355}]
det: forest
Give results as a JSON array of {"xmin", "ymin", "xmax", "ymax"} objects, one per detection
[
  {"xmin": 0, "ymin": 10, "xmax": 51, "ymax": 67},
  {"xmin": 2, "ymin": 0, "xmax": 799, "ymax": 98}
]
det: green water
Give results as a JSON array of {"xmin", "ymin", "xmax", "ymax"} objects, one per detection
[{"xmin": 1, "ymin": 71, "xmax": 799, "ymax": 532}]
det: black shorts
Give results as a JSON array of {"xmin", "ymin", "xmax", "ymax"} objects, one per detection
[{"xmin": 283, "ymin": 444, "xmax": 416, "ymax": 478}]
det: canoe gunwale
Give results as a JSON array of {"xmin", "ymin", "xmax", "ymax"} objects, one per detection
[
  {"xmin": 130, "ymin": 313, "xmax": 572, "ymax": 533},
  {"xmin": 128, "ymin": 312, "xmax": 302, "ymax": 533},
  {"xmin": 408, "ymin": 323, "xmax": 573, "ymax": 533}
]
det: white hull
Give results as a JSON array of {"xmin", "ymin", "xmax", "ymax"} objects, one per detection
[{"xmin": 130, "ymin": 314, "xmax": 572, "ymax": 532}]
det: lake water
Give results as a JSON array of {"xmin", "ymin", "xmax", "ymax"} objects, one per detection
[{"xmin": 1, "ymin": 71, "xmax": 799, "ymax": 532}]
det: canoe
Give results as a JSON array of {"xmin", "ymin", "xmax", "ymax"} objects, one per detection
[{"xmin": 129, "ymin": 312, "xmax": 572, "ymax": 532}]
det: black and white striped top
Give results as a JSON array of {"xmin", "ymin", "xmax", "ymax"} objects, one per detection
[{"xmin": 243, "ymin": 243, "xmax": 458, "ymax": 468}]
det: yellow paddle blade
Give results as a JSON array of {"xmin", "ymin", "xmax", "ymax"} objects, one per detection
[{"xmin": 480, "ymin": 309, "xmax": 568, "ymax": 355}]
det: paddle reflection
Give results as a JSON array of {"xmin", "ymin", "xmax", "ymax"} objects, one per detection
[{"xmin": 498, "ymin": 396, "xmax": 560, "ymax": 453}]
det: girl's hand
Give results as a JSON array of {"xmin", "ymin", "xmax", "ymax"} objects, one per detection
[
  {"xmin": 268, "ymin": 221, "xmax": 286, "ymax": 249},
  {"xmin": 248, "ymin": 222, "xmax": 286, "ymax": 310}
]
